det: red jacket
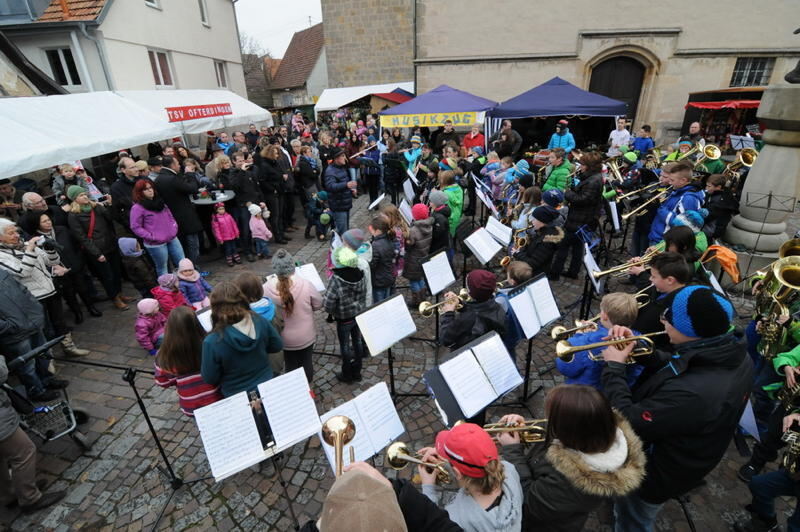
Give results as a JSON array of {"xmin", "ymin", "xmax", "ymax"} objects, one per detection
[
  {"xmin": 462, "ymin": 132, "xmax": 485, "ymax": 153},
  {"xmin": 150, "ymin": 286, "xmax": 191, "ymax": 317}
]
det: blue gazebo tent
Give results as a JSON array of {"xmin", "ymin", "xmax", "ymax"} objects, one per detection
[{"xmin": 490, "ymin": 77, "xmax": 627, "ymax": 119}]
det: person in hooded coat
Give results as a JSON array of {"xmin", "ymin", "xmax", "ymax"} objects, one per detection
[
  {"xmin": 547, "ymin": 120, "xmax": 576, "ymax": 154},
  {"xmin": 439, "ymin": 269, "xmax": 506, "ymax": 351},
  {"xmin": 403, "ymin": 203, "xmax": 434, "ymax": 308}
]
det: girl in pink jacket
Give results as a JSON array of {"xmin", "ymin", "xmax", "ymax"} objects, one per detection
[
  {"xmin": 247, "ymin": 204, "xmax": 273, "ymax": 260},
  {"xmin": 211, "ymin": 203, "xmax": 240, "ymax": 266},
  {"xmin": 135, "ymin": 298, "xmax": 166, "ymax": 355}
]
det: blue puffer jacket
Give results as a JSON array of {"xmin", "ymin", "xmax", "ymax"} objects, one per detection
[
  {"xmin": 178, "ymin": 277, "xmax": 213, "ymax": 304},
  {"xmin": 648, "ymin": 184, "xmax": 705, "ymax": 243},
  {"xmin": 547, "ymin": 129, "xmax": 576, "ymax": 153},
  {"xmin": 555, "ymin": 326, "xmax": 643, "ymax": 390},
  {"xmin": 323, "ymin": 163, "xmax": 353, "ymax": 212}
]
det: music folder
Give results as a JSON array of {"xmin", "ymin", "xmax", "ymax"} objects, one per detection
[
  {"xmin": 424, "ymin": 332, "xmax": 523, "ymax": 426},
  {"xmin": 194, "ymin": 369, "xmax": 321, "ymax": 482},
  {"xmin": 463, "ymin": 227, "xmax": 502, "ymax": 265},
  {"xmin": 507, "ymin": 273, "xmax": 562, "ymax": 339},
  {"xmin": 356, "ymin": 294, "xmax": 417, "ymax": 356}
]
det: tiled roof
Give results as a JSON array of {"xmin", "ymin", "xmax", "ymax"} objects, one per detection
[
  {"xmin": 37, "ymin": 0, "xmax": 106, "ymax": 23},
  {"xmin": 270, "ymin": 23, "xmax": 323, "ymax": 90},
  {"xmin": 264, "ymin": 57, "xmax": 282, "ymax": 80}
]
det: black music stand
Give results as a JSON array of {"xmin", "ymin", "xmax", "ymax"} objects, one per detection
[
  {"xmin": 409, "ymin": 251, "xmax": 456, "ymax": 347},
  {"xmin": 386, "ymin": 347, "xmax": 429, "ymax": 403}
]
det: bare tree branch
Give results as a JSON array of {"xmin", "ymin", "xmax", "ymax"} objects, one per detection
[{"xmin": 239, "ymin": 32, "xmax": 271, "ymax": 78}]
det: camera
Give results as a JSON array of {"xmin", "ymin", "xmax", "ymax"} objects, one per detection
[{"xmin": 36, "ymin": 236, "xmax": 63, "ymax": 253}]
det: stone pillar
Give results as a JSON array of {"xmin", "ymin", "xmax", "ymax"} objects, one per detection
[{"xmin": 725, "ymin": 85, "xmax": 800, "ymax": 270}]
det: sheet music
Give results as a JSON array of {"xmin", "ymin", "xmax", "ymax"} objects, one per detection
[
  {"xmin": 403, "ymin": 179, "xmax": 416, "ymax": 204},
  {"xmin": 406, "ymin": 164, "xmax": 419, "ymax": 185},
  {"xmin": 368, "ymin": 193, "xmax": 386, "ymax": 210},
  {"xmin": 509, "ymin": 290, "xmax": 541, "ymax": 339},
  {"xmin": 194, "ymin": 392, "xmax": 266, "ymax": 481},
  {"xmin": 530, "ymin": 277, "xmax": 560, "ymax": 326},
  {"xmin": 439, "ymin": 350, "xmax": 497, "ymax": 418},
  {"xmin": 464, "ymin": 228, "xmax": 502, "ymax": 265},
  {"xmin": 422, "ymin": 251, "xmax": 455, "ymax": 295},
  {"xmin": 472, "ymin": 172, "xmax": 491, "ymax": 195},
  {"xmin": 474, "ymin": 186, "xmax": 498, "ymax": 216},
  {"xmin": 399, "ymin": 199, "xmax": 413, "ymax": 225},
  {"xmin": 583, "ymin": 244, "xmax": 604, "ymax": 294},
  {"xmin": 356, "ymin": 295, "xmax": 417, "ymax": 356},
  {"xmin": 607, "ymin": 201, "xmax": 621, "ymax": 232},
  {"xmin": 258, "ymin": 369, "xmax": 321, "ymax": 451},
  {"xmin": 471, "ymin": 334, "xmax": 523, "ymax": 396},
  {"xmin": 295, "ymin": 263, "xmax": 325, "ymax": 292},
  {"xmin": 354, "ymin": 382, "xmax": 405, "ymax": 452},
  {"xmin": 704, "ymin": 266, "xmax": 726, "ymax": 295},
  {"xmin": 196, "ymin": 307, "xmax": 213, "ymax": 333},
  {"xmin": 485, "ymin": 216, "xmax": 512, "ymax": 245},
  {"xmin": 318, "ymin": 402, "xmax": 370, "ymax": 474}
]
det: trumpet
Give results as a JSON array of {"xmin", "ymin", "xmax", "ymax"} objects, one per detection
[
  {"xmin": 418, "ymin": 288, "xmax": 470, "ymax": 317},
  {"xmin": 386, "ymin": 441, "xmax": 451, "ymax": 484},
  {"xmin": 555, "ymin": 331, "xmax": 668, "ymax": 364},
  {"xmin": 550, "ymin": 287, "xmax": 651, "ymax": 341},
  {"xmin": 591, "ymin": 249, "xmax": 659, "ymax": 279},
  {"xmin": 483, "ymin": 419, "xmax": 547, "ymax": 444},
  {"xmin": 321, "ymin": 415, "xmax": 356, "ymax": 477},
  {"xmin": 621, "ymin": 189, "xmax": 670, "ymax": 221},
  {"xmin": 615, "ymin": 182, "xmax": 661, "ymax": 203}
]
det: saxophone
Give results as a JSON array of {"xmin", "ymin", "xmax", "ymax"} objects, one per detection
[{"xmin": 782, "ymin": 430, "xmax": 800, "ymax": 474}]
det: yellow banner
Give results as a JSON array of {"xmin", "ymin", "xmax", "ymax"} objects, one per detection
[{"xmin": 380, "ymin": 111, "xmax": 481, "ymax": 127}]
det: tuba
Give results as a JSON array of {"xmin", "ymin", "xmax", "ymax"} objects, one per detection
[
  {"xmin": 606, "ymin": 158, "xmax": 623, "ymax": 183},
  {"xmin": 754, "ymin": 256, "xmax": 800, "ymax": 359}
]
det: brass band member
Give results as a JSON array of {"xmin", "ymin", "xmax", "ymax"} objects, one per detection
[
  {"xmin": 601, "ymin": 286, "xmax": 752, "ymax": 531},
  {"xmin": 513, "ymin": 206, "xmax": 564, "ymax": 277},
  {"xmin": 647, "ymin": 161, "xmax": 704, "ymax": 246},
  {"xmin": 439, "ymin": 270, "xmax": 505, "ymax": 351},
  {"xmin": 497, "ymin": 384, "xmax": 645, "ymax": 531},
  {"xmin": 541, "ymin": 148, "xmax": 572, "ymax": 192}
]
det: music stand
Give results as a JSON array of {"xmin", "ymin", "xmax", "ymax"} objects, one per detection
[{"xmin": 409, "ymin": 251, "xmax": 454, "ymax": 347}]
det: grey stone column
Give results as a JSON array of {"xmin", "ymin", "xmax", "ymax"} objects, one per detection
[{"xmin": 725, "ymin": 86, "xmax": 800, "ymax": 261}]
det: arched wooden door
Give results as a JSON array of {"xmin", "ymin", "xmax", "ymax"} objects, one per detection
[{"xmin": 589, "ymin": 57, "xmax": 645, "ymax": 121}]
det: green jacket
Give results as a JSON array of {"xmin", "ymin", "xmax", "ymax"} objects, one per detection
[
  {"xmin": 542, "ymin": 161, "xmax": 573, "ymax": 192},
  {"xmin": 443, "ymin": 184, "xmax": 463, "ymax": 237},
  {"xmin": 698, "ymin": 158, "xmax": 725, "ymax": 174}
]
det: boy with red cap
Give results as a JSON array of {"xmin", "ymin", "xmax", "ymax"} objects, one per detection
[
  {"xmin": 416, "ymin": 422, "xmax": 523, "ymax": 531},
  {"xmin": 439, "ymin": 269, "xmax": 505, "ymax": 351},
  {"xmin": 403, "ymin": 203, "xmax": 434, "ymax": 309}
]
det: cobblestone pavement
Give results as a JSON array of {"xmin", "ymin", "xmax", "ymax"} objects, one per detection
[{"xmin": 0, "ymin": 194, "xmax": 794, "ymax": 531}]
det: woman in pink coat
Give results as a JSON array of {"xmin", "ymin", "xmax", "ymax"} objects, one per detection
[
  {"xmin": 263, "ymin": 249, "xmax": 323, "ymax": 391},
  {"xmin": 210, "ymin": 203, "xmax": 241, "ymax": 266}
]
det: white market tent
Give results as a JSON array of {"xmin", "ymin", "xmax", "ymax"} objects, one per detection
[
  {"xmin": 314, "ymin": 82, "xmax": 414, "ymax": 116},
  {"xmin": 0, "ymin": 91, "xmax": 181, "ymax": 180},
  {"xmin": 117, "ymin": 89, "xmax": 273, "ymax": 134}
]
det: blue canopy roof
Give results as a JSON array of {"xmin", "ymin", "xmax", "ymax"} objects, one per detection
[
  {"xmin": 378, "ymin": 84, "xmax": 497, "ymax": 116},
  {"xmin": 491, "ymin": 77, "xmax": 627, "ymax": 119}
]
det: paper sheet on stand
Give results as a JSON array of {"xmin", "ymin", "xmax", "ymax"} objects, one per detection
[
  {"xmin": 258, "ymin": 369, "xmax": 321, "ymax": 451},
  {"xmin": 403, "ymin": 179, "xmax": 416, "ymax": 204},
  {"xmin": 399, "ymin": 199, "xmax": 413, "ymax": 225},
  {"xmin": 195, "ymin": 393, "xmax": 266, "ymax": 481},
  {"xmin": 583, "ymin": 244, "xmax": 604, "ymax": 294},
  {"xmin": 295, "ymin": 263, "xmax": 325, "ymax": 292},
  {"xmin": 356, "ymin": 295, "xmax": 417, "ymax": 356},
  {"xmin": 353, "ymin": 382, "xmax": 404, "ymax": 452},
  {"xmin": 471, "ymin": 334, "xmax": 523, "ymax": 396},
  {"xmin": 368, "ymin": 193, "xmax": 386, "ymax": 210},
  {"xmin": 422, "ymin": 252, "xmax": 455, "ymax": 295},
  {"xmin": 196, "ymin": 307, "xmax": 213, "ymax": 333},
  {"xmin": 530, "ymin": 277, "xmax": 560, "ymax": 325},
  {"xmin": 486, "ymin": 217, "xmax": 512, "ymax": 245},
  {"xmin": 509, "ymin": 291, "xmax": 541, "ymax": 339},
  {"xmin": 439, "ymin": 351, "xmax": 496, "ymax": 418},
  {"xmin": 464, "ymin": 228, "xmax": 502, "ymax": 265},
  {"xmin": 607, "ymin": 201, "xmax": 621, "ymax": 232}
]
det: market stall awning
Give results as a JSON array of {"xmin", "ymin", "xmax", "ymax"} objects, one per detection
[
  {"xmin": 314, "ymin": 82, "xmax": 414, "ymax": 114},
  {"xmin": 116, "ymin": 89, "xmax": 273, "ymax": 134},
  {"xmin": 490, "ymin": 77, "xmax": 627, "ymax": 118},
  {"xmin": 684, "ymin": 100, "xmax": 761, "ymax": 110},
  {"xmin": 378, "ymin": 85, "xmax": 497, "ymax": 127},
  {"xmin": 0, "ymin": 91, "xmax": 181, "ymax": 179}
]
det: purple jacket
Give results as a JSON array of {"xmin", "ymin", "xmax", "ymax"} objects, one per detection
[
  {"xmin": 130, "ymin": 203, "xmax": 179, "ymax": 246},
  {"xmin": 179, "ymin": 277, "xmax": 213, "ymax": 304},
  {"xmin": 135, "ymin": 312, "xmax": 167, "ymax": 351}
]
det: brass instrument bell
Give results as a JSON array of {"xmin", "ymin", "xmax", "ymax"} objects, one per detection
[
  {"xmin": 418, "ymin": 289, "xmax": 470, "ymax": 317},
  {"xmin": 321, "ymin": 415, "xmax": 356, "ymax": 477},
  {"xmin": 386, "ymin": 441, "xmax": 451, "ymax": 484}
]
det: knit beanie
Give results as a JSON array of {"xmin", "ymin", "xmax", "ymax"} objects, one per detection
[
  {"xmin": 367, "ymin": 135, "xmax": 376, "ymax": 143},
  {"xmin": 271, "ymin": 249, "xmax": 295, "ymax": 277},
  {"xmin": 623, "ymin": 151, "xmax": 638, "ymax": 164},
  {"xmin": 411, "ymin": 203, "xmax": 429, "ymax": 221},
  {"xmin": 320, "ymin": 213, "xmax": 331, "ymax": 225},
  {"xmin": 666, "ymin": 285, "xmax": 734, "ymax": 338},
  {"xmin": 466, "ymin": 269, "xmax": 496, "ymax": 302},
  {"xmin": 317, "ymin": 190, "xmax": 328, "ymax": 201},
  {"xmin": 471, "ymin": 146, "xmax": 484, "ymax": 157},
  {"xmin": 318, "ymin": 470, "xmax": 407, "ymax": 532},
  {"xmin": 178, "ymin": 258, "xmax": 195, "ymax": 272},
  {"xmin": 532, "ymin": 205, "xmax": 558, "ymax": 225},
  {"xmin": 514, "ymin": 159, "xmax": 531, "ymax": 175},
  {"xmin": 518, "ymin": 174, "xmax": 533, "ymax": 189},
  {"xmin": 410, "ymin": 135, "xmax": 422, "ymax": 145},
  {"xmin": 248, "ymin": 204, "xmax": 262, "ymax": 216},
  {"xmin": 428, "ymin": 190, "xmax": 448, "ymax": 207},
  {"xmin": 542, "ymin": 189, "xmax": 564, "ymax": 208},
  {"xmin": 670, "ymin": 210, "xmax": 706, "ymax": 234},
  {"xmin": 67, "ymin": 185, "xmax": 88, "ymax": 202},
  {"xmin": 342, "ymin": 229, "xmax": 366, "ymax": 250},
  {"xmin": 137, "ymin": 298, "xmax": 159, "ymax": 315},
  {"xmin": 158, "ymin": 273, "xmax": 178, "ymax": 290},
  {"xmin": 333, "ymin": 246, "xmax": 359, "ymax": 268}
]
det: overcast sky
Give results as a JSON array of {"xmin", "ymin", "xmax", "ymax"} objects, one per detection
[{"xmin": 234, "ymin": 0, "xmax": 323, "ymax": 58}]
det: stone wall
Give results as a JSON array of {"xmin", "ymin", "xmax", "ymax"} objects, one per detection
[{"xmin": 320, "ymin": 0, "xmax": 414, "ymax": 87}]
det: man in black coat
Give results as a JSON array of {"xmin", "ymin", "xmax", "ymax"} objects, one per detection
[
  {"xmin": 601, "ymin": 286, "xmax": 752, "ymax": 530},
  {"xmin": 228, "ymin": 152, "xmax": 264, "ymax": 261},
  {"xmin": 154, "ymin": 156, "xmax": 201, "ymax": 263},
  {"xmin": 436, "ymin": 119, "xmax": 460, "ymax": 155},
  {"xmin": 109, "ymin": 157, "xmax": 141, "ymax": 233},
  {"xmin": 323, "ymin": 148, "xmax": 356, "ymax": 236}
]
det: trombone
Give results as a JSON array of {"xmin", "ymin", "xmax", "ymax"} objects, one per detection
[
  {"xmin": 555, "ymin": 331, "xmax": 668, "ymax": 364},
  {"xmin": 620, "ymin": 189, "xmax": 670, "ymax": 221},
  {"xmin": 615, "ymin": 182, "xmax": 661, "ymax": 203},
  {"xmin": 321, "ymin": 415, "xmax": 356, "ymax": 477},
  {"xmin": 386, "ymin": 441, "xmax": 451, "ymax": 484},
  {"xmin": 591, "ymin": 249, "xmax": 659, "ymax": 279},
  {"xmin": 418, "ymin": 288, "xmax": 470, "ymax": 317},
  {"xmin": 483, "ymin": 419, "xmax": 547, "ymax": 444}
]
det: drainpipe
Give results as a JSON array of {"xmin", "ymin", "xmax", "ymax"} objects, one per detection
[
  {"xmin": 412, "ymin": 0, "xmax": 417, "ymax": 93},
  {"xmin": 69, "ymin": 30, "xmax": 94, "ymax": 91},
  {"xmin": 79, "ymin": 22, "xmax": 114, "ymax": 91}
]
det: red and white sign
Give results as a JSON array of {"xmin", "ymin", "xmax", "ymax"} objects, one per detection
[{"xmin": 165, "ymin": 103, "xmax": 232, "ymax": 122}]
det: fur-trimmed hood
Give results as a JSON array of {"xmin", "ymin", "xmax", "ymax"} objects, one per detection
[
  {"xmin": 541, "ymin": 225, "xmax": 564, "ymax": 245},
  {"xmin": 545, "ymin": 412, "xmax": 645, "ymax": 498}
]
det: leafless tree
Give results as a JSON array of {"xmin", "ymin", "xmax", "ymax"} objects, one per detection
[{"xmin": 239, "ymin": 32, "xmax": 271, "ymax": 78}]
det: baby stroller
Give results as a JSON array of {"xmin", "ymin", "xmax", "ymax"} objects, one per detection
[{"xmin": 3, "ymin": 336, "xmax": 92, "ymax": 451}]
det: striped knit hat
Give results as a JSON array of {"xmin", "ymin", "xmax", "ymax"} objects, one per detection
[{"xmin": 665, "ymin": 285, "xmax": 733, "ymax": 338}]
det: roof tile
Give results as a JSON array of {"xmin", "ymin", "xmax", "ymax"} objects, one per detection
[
  {"xmin": 37, "ymin": 0, "xmax": 106, "ymax": 23},
  {"xmin": 270, "ymin": 23, "xmax": 323, "ymax": 90}
]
